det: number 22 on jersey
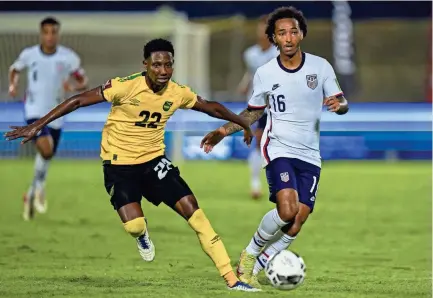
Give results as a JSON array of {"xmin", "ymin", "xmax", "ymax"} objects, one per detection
[{"xmin": 134, "ymin": 110, "xmax": 162, "ymax": 128}]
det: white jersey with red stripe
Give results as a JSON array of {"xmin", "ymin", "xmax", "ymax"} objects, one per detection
[
  {"xmin": 10, "ymin": 45, "xmax": 85, "ymax": 129},
  {"xmin": 248, "ymin": 52, "xmax": 344, "ymax": 168}
]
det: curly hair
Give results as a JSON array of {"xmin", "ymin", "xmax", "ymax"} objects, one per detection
[
  {"xmin": 265, "ymin": 6, "xmax": 308, "ymax": 44},
  {"xmin": 143, "ymin": 38, "xmax": 174, "ymax": 59}
]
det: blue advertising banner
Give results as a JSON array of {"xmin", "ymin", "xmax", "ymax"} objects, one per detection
[{"xmin": 0, "ymin": 102, "xmax": 431, "ymax": 161}]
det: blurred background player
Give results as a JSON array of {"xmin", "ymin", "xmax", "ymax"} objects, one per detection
[
  {"xmin": 8, "ymin": 17, "xmax": 88, "ymax": 220},
  {"xmin": 237, "ymin": 15, "xmax": 279, "ymax": 199},
  {"xmin": 201, "ymin": 6, "xmax": 349, "ymax": 288}
]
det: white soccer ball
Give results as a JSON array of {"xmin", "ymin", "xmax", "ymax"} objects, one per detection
[{"xmin": 265, "ymin": 250, "xmax": 306, "ymax": 290}]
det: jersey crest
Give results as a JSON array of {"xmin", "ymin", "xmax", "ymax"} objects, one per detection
[
  {"xmin": 306, "ymin": 74, "xmax": 318, "ymax": 90},
  {"xmin": 163, "ymin": 101, "xmax": 173, "ymax": 111},
  {"xmin": 280, "ymin": 172, "xmax": 289, "ymax": 182}
]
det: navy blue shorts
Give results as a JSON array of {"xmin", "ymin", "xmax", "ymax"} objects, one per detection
[
  {"xmin": 257, "ymin": 114, "xmax": 267, "ymax": 130},
  {"xmin": 266, "ymin": 157, "xmax": 321, "ymax": 212},
  {"xmin": 26, "ymin": 118, "xmax": 62, "ymax": 154}
]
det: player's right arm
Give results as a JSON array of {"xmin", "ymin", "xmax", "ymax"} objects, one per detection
[
  {"xmin": 201, "ymin": 71, "xmax": 266, "ymax": 153},
  {"xmin": 4, "ymin": 87, "xmax": 105, "ymax": 143},
  {"xmin": 8, "ymin": 48, "xmax": 30, "ymax": 97}
]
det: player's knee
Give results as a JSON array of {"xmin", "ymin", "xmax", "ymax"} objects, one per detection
[
  {"xmin": 276, "ymin": 189, "xmax": 299, "ymax": 222},
  {"xmin": 123, "ymin": 217, "xmax": 146, "ymax": 238},
  {"xmin": 175, "ymin": 195, "xmax": 199, "ymax": 220},
  {"xmin": 40, "ymin": 150, "xmax": 54, "ymax": 160},
  {"xmin": 278, "ymin": 207, "xmax": 298, "ymax": 223}
]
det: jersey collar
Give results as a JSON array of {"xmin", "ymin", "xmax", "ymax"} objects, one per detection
[
  {"xmin": 39, "ymin": 45, "xmax": 57, "ymax": 56},
  {"xmin": 277, "ymin": 52, "xmax": 305, "ymax": 73}
]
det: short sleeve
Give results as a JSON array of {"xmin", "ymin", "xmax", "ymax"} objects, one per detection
[
  {"xmin": 179, "ymin": 86, "xmax": 198, "ymax": 109},
  {"xmin": 101, "ymin": 78, "xmax": 126, "ymax": 103},
  {"xmin": 322, "ymin": 60, "xmax": 344, "ymax": 98},
  {"xmin": 10, "ymin": 49, "xmax": 30, "ymax": 72},
  {"xmin": 247, "ymin": 71, "xmax": 267, "ymax": 109}
]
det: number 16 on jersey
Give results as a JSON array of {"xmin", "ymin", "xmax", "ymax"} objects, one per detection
[{"xmin": 270, "ymin": 94, "xmax": 286, "ymax": 112}]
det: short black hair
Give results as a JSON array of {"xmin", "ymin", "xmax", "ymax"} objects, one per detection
[
  {"xmin": 40, "ymin": 17, "xmax": 60, "ymax": 28},
  {"xmin": 265, "ymin": 6, "xmax": 308, "ymax": 44},
  {"xmin": 143, "ymin": 38, "xmax": 175, "ymax": 60}
]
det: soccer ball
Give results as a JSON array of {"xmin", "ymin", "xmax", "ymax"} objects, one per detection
[{"xmin": 265, "ymin": 250, "xmax": 306, "ymax": 290}]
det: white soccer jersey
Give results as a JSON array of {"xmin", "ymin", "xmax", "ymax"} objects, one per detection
[
  {"xmin": 243, "ymin": 45, "xmax": 279, "ymax": 97},
  {"xmin": 248, "ymin": 52, "xmax": 344, "ymax": 168},
  {"xmin": 10, "ymin": 45, "xmax": 85, "ymax": 129}
]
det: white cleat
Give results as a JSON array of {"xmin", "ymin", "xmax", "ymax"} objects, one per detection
[
  {"xmin": 34, "ymin": 188, "xmax": 47, "ymax": 214},
  {"xmin": 136, "ymin": 219, "xmax": 155, "ymax": 262},
  {"xmin": 22, "ymin": 193, "xmax": 35, "ymax": 221}
]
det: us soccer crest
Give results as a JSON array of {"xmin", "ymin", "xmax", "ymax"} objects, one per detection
[
  {"xmin": 163, "ymin": 101, "xmax": 173, "ymax": 111},
  {"xmin": 280, "ymin": 172, "xmax": 289, "ymax": 182},
  {"xmin": 306, "ymin": 74, "xmax": 318, "ymax": 90}
]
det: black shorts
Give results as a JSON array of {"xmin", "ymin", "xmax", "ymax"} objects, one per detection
[{"xmin": 103, "ymin": 155, "xmax": 193, "ymax": 210}]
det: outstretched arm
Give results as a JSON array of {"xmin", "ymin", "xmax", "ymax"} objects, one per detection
[
  {"xmin": 221, "ymin": 106, "xmax": 265, "ymax": 136},
  {"xmin": 192, "ymin": 96, "xmax": 253, "ymax": 132},
  {"xmin": 199, "ymin": 105, "xmax": 265, "ymax": 153},
  {"xmin": 5, "ymin": 87, "xmax": 105, "ymax": 143},
  {"xmin": 192, "ymin": 96, "xmax": 255, "ymax": 146}
]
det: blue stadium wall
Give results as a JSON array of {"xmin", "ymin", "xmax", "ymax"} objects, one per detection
[{"xmin": 0, "ymin": 103, "xmax": 431, "ymax": 161}]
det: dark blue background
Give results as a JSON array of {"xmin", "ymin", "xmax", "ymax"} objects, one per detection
[{"xmin": 1, "ymin": 1, "xmax": 431, "ymax": 19}]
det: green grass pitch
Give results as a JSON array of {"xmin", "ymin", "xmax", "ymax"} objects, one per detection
[{"xmin": 0, "ymin": 159, "xmax": 431, "ymax": 298}]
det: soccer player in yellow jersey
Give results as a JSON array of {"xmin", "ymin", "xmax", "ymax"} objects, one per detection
[{"xmin": 5, "ymin": 39, "xmax": 260, "ymax": 292}]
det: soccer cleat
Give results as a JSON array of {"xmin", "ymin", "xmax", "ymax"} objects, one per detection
[
  {"xmin": 236, "ymin": 249, "xmax": 257, "ymax": 284},
  {"xmin": 248, "ymin": 274, "xmax": 262, "ymax": 289},
  {"xmin": 136, "ymin": 218, "xmax": 155, "ymax": 262},
  {"xmin": 227, "ymin": 281, "xmax": 261, "ymax": 292},
  {"xmin": 34, "ymin": 188, "xmax": 47, "ymax": 214},
  {"xmin": 22, "ymin": 193, "xmax": 35, "ymax": 221}
]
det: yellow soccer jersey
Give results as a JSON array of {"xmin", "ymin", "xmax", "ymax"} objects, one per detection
[{"xmin": 100, "ymin": 72, "xmax": 197, "ymax": 165}]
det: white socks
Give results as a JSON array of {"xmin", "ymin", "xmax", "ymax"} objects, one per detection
[
  {"xmin": 248, "ymin": 149, "xmax": 262, "ymax": 193},
  {"xmin": 27, "ymin": 153, "xmax": 50, "ymax": 196},
  {"xmin": 253, "ymin": 232, "xmax": 296, "ymax": 275},
  {"xmin": 245, "ymin": 209, "xmax": 289, "ymax": 256}
]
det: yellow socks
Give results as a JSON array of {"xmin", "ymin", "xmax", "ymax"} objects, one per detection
[
  {"xmin": 188, "ymin": 209, "xmax": 238, "ymax": 286},
  {"xmin": 123, "ymin": 217, "xmax": 146, "ymax": 238},
  {"xmin": 222, "ymin": 271, "xmax": 239, "ymax": 287}
]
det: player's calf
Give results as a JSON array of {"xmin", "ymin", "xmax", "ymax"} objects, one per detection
[
  {"xmin": 253, "ymin": 203, "xmax": 311, "ymax": 275},
  {"xmin": 173, "ymin": 195, "xmax": 257, "ymax": 289}
]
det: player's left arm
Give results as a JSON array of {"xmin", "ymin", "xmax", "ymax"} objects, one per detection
[
  {"xmin": 322, "ymin": 61, "xmax": 349, "ymax": 115},
  {"xmin": 65, "ymin": 52, "xmax": 88, "ymax": 92},
  {"xmin": 324, "ymin": 94, "xmax": 349, "ymax": 115},
  {"xmin": 192, "ymin": 97, "xmax": 253, "ymax": 132},
  {"xmin": 180, "ymin": 88, "xmax": 253, "ymax": 145}
]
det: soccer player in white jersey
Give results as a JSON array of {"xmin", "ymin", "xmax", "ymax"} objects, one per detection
[
  {"xmin": 8, "ymin": 17, "xmax": 88, "ymax": 220},
  {"xmin": 200, "ymin": 6, "xmax": 349, "ymax": 288},
  {"xmin": 237, "ymin": 15, "xmax": 279, "ymax": 199}
]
